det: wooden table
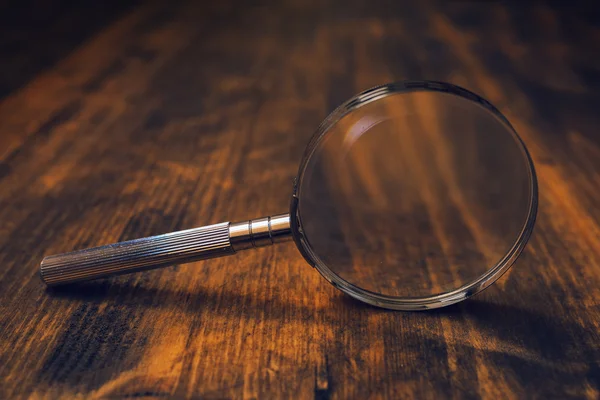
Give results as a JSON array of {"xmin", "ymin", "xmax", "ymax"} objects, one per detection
[{"xmin": 1, "ymin": 1, "xmax": 598, "ymax": 398}]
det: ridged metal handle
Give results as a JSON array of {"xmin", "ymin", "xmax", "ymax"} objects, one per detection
[{"xmin": 40, "ymin": 214, "xmax": 291, "ymax": 286}]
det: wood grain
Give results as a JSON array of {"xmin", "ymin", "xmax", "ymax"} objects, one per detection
[{"xmin": 0, "ymin": 1, "xmax": 598, "ymax": 398}]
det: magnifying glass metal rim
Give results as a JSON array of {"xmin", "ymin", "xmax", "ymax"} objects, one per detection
[{"xmin": 290, "ymin": 80, "xmax": 538, "ymax": 310}]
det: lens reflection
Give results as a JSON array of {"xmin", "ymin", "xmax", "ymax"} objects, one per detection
[{"xmin": 298, "ymin": 90, "xmax": 532, "ymax": 298}]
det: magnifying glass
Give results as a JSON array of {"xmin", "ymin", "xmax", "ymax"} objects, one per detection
[{"xmin": 40, "ymin": 81, "xmax": 537, "ymax": 310}]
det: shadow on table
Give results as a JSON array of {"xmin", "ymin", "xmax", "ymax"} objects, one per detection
[
  {"xmin": 341, "ymin": 291, "xmax": 598, "ymax": 395},
  {"xmin": 44, "ymin": 276, "xmax": 598, "ymax": 396},
  {"xmin": 49, "ymin": 278, "xmax": 593, "ymax": 365}
]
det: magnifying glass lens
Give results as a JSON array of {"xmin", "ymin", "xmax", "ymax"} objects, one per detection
[{"xmin": 297, "ymin": 88, "xmax": 534, "ymax": 299}]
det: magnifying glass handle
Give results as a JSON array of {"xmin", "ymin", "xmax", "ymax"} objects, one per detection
[{"xmin": 40, "ymin": 213, "xmax": 291, "ymax": 286}]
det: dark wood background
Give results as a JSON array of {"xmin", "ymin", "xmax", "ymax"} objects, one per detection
[{"xmin": 0, "ymin": 0, "xmax": 599, "ymax": 398}]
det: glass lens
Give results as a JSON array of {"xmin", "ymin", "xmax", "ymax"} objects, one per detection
[{"xmin": 295, "ymin": 85, "xmax": 535, "ymax": 301}]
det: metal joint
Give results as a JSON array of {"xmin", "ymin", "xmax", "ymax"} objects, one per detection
[{"xmin": 229, "ymin": 214, "xmax": 291, "ymax": 251}]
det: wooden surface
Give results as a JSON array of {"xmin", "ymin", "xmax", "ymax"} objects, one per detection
[{"xmin": 0, "ymin": 1, "xmax": 599, "ymax": 398}]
